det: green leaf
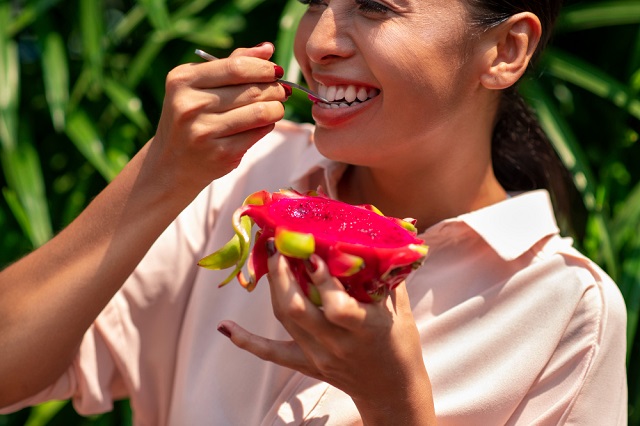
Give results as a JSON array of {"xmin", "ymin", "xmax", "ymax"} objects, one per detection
[
  {"xmin": 41, "ymin": 31, "xmax": 69, "ymax": 132},
  {"xmin": 611, "ymin": 181, "xmax": 640, "ymax": 249},
  {"xmin": 80, "ymin": 0, "xmax": 105, "ymax": 87},
  {"xmin": 5, "ymin": 0, "xmax": 62, "ymax": 37},
  {"xmin": 125, "ymin": 34, "xmax": 167, "ymax": 88},
  {"xmin": 540, "ymin": 48, "xmax": 640, "ymax": 121},
  {"xmin": 2, "ymin": 188, "xmax": 30, "ymax": 244},
  {"xmin": 108, "ymin": 4, "xmax": 146, "ymax": 47},
  {"xmin": 172, "ymin": 0, "xmax": 217, "ymax": 22},
  {"xmin": 0, "ymin": 5, "xmax": 19, "ymax": 152},
  {"xmin": 139, "ymin": 0, "xmax": 172, "ymax": 31},
  {"xmin": 556, "ymin": 1, "xmax": 640, "ymax": 32},
  {"xmin": 103, "ymin": 78, "xmax": 151, "ymax": 131},
  {"xmin": 1, "ymin": 140, "xmax": 53, "ymax": 247},
  {"xmin": 520, "ymin": 79, "xmax": 598, "ymax": 210},
  {"xmin": 521, "ymin": 79, "xmax": 619, "ymax": 280},
  {"xmin": 65, "ymin": 110, "xmax": 121, "ymax": 182},
  {"xmin": 275, "ymin": 0, "xmax": 307, "ymax": 82},
  {"xmin": 620, "ymin": 238, "xmax": 640, "ymax": 363},
  {"xmin": 24, "ymin": 400, "xmax": 68, "ymax": 426}
]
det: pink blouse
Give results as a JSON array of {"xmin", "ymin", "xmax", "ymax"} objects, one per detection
[{"xmin": 2, "ymin": 120, "xmax": 627, "ymax": 425}]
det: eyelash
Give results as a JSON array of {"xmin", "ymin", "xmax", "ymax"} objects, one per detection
[
  {"xmin": 297, "ymin": 0, "xmax": 390, "ymax": 14},
  {"xmin": 297, "ymin": 0, "xmax": 323, "ymax": 6},
  {"xmin": 354, "ymin": 0, "xmax": 390, "ymax": 14}
]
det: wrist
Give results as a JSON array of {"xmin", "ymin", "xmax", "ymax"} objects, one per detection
[{"xmin": 352, "ymin": 369, "xmax": 436, "ymax": 426}]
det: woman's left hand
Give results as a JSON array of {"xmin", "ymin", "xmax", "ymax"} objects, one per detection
[{"xmin": 218, "ymin": 252, "xmax": 436, "ymax": 425}]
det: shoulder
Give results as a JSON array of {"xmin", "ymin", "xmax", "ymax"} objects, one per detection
[
  {"xmin": 527, "ymin": 238, "xmax": 628, "ymax": 423},
  {"xmin": 533, "ymin": 236, "xmax": 626, "ymax": 327}
]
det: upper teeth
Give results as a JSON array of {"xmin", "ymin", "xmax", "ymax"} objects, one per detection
[{"xmin": 317, "ymin": 83, "xmax": 379, "ymax": 107}]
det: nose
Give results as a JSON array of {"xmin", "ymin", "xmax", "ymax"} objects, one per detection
[{"xmin": 304, "ymin": 6, "xmax": 354, "ymax": 65}]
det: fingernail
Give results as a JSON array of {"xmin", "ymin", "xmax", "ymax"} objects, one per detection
[
  {"xmin": 217, "ymin": 324, "xmax": 232, "ymax": 338},
  {"xmin": 266, "ymin": 239, "xmax": 277, "ymax": 257},
  {"xmin": 255, "ymin": 41, "xmax": 274, "ymax": 51},
  {"xmin": 274, "ymin": 65, "xmax": 285, "ymax": 79},
  {"xmin": 304, "ymin": 257, "xmax": 318, "ymax": 273},
  {"xmin": 281, "ymin": 83, "xmax": 292, "ymax": 99}
]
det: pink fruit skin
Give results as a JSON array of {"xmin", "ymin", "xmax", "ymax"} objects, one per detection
[{"xmin": 202, "ymin": 189, "xmax": 429, "ymax": 303}]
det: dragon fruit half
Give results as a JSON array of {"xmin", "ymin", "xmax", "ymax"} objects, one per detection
[{"xmin": 198, "ymin": 189, "xmax": 428, "ymax": 303}]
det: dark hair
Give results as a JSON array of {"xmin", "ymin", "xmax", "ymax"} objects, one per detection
[{"xmin": 466, "ymin": 1, "xmax": 580, "ymax": 235}]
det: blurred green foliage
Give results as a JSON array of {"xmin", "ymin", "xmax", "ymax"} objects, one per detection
[{"xmin": 0, "ymin": 0, "xmax": 639, "ymax": 424}]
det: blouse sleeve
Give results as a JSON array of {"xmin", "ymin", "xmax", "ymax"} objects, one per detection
[
  {"xmin": 0, "ymin": 182, "xmax": 217, "ymax": 417},
  {"xmin": 506, "ymin": 251, "xmax": 628, "ymax": 425}
]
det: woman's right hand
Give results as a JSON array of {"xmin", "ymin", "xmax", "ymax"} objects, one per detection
[{"xmin": 150, "ymin": 42, "xmax": 288, "ymax": 195}]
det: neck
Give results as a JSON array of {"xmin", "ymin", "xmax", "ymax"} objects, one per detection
[
  {"xmin": 337, "ymin": 154, "xmax": 507, "ymax": 233},
  {"xmin": 335, "ymin": 85, "xmax": 507, "ymax": 231}
]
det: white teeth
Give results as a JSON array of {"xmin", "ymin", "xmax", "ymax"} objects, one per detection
[
  {"xmin": 357, "ymin": 87, "xmax": 368, "ymax": 101},
  {"xmin": 315, "ymin": 83, "xmax": 380, "ymax": 106},
  {"xmin": 326, "ymin": 86, "xmax": 337, "ymax": 102},
  {"xmin": 318, "ymin": 84, "xmax": 327, "ymax": 99},
  {"xmin": 345, "ymin": 85, "xmax": 357, "ymax": 103}
]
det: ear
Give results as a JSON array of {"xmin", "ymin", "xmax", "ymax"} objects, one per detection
[{"xmin": 479, "ymin": 12, "xmax": 542, "ymax": 90}]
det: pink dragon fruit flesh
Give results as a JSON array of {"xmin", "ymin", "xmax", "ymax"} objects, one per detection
[{"xmin": 198, "ymin": 189, "xmax": 429, "ymax": 303}]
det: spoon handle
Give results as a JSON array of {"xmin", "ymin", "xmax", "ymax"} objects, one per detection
[{"xmin": 194, "ymin": 49, "xmax": 330, "ymax": 103}]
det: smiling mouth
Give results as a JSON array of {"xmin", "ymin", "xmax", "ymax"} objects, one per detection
[{"xmin": 316, "ymin": 83, "xmax": 380, "ymax": 108}]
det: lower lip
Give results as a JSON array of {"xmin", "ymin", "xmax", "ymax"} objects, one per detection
[{"xmin": 311, "ymin": 96, "xmax": 379, "ymax": 127}]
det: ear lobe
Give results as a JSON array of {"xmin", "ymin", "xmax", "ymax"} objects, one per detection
[{"xmin": 479, "ymin": 12, "xmax": 542, "ymax": 90}]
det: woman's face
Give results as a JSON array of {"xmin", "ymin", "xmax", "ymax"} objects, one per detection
[{"xmin": 294, "ymin": 0, "xmax": 491, "ymax": 167}]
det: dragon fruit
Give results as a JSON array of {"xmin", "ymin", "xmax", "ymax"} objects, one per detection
[{"xmin": 198, "ymin": 189, "xmax": 428, "ymax": 303}]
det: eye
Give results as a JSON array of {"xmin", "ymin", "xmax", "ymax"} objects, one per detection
[
  {"xmin": 354, "ymin": 0, "xmax": 390, "ymax": 14},
  {"xmin": 297, "ymin": 0, "xmax": 325, "ymax": 7}
]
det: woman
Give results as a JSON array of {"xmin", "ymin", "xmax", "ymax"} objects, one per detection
[{"xmin": 0, "ymin": 0, "xmax": 627, "ymax": 424}]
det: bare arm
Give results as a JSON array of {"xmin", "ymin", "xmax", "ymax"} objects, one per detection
[{"xmin": 0, "ymin": 43, "xmax": 287, "ymax": 407}]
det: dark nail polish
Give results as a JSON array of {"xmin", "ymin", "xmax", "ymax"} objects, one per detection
[
  {"xmin": 281, "ymin": 83, "xmax": 292, "ymax": 99},
  {"xmin": 274, "ymin": 65, "xmax": 285, "ymax": 79},
  {"xmin": 304, "ymin": 257, "xmax": 317, "ymax": 273},
  {"xmin": 255, "ymin": 41, "xmax": 274, "ymax": 51},
  {"xmin": 217, "ymin": 324, "xmax": 232, "ymax": 338},
  {"xmin": 266, "ymin": 239, "xmax": 277, "ymax": 257}
]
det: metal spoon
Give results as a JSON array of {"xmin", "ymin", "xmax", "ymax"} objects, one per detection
[{"xmin": 194, "ymin": 49, "xmax": 333, "ymax": 104}]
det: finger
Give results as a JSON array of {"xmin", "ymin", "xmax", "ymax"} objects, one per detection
[
  {"xmin": 193, "ymin": 55, "xmax": 284, "ymax": 88},
  {"xmin": 196, "ymin": 100, "xmax": 285, "ymax": 139},
  {"xmin": 199, "ymin": 124, "xmax": 276, "ymax": 168},
  {"xmin": 386, "ymin": 281, "xmax": 415, "ymax": 321},
  {"xmin": 266, "ymin": 253, "xmax": 328, "ymax": 329},
  {"xmin": 217, "ymin": 320, "xmax": 316, "ymax": 375},
  {"xmin": 197, "ymin": 82, "xmax": 290, "ymax": 112},
  {"xmin": 228, "ymin": 42, "xmax": 275, "ymax": 60},
  {"xmin": 306, "ymin": 254, "xmax": 371, "ymax": 330}
]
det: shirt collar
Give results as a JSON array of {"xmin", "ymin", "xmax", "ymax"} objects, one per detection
[
  {"xmin": 441, "ymin": 190, "xmax": 560, "ymax": 261},
  {"xmin": 289, "ymin": 144, "xmax": 559, "ymax": 262}
]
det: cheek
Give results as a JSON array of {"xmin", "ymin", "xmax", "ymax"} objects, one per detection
[{"xmin": 370, "ymin": 22, "xmax": 474, "ymax": 113}]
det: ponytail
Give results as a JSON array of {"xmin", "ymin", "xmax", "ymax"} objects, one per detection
[{"xmin": 492, "ymin": 87, "xmax": 580, "ymax": 235}]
